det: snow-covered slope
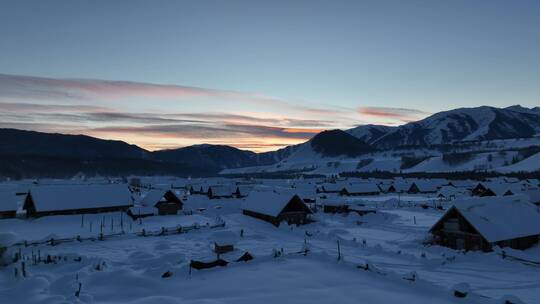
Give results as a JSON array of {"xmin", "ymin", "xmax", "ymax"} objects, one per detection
[
  {"xmin": 495, "ymin": 152, "xmax": 540, "ymax": 173},
  {"xmin": 222, "ymin": 106, "xmax": 540, "ymax": 175},
  {"xmin": 361, "ymin": 106, "xmax": 540, "ymax": 149},
  {"xmin": 346, "ymin": 125, "xmax": 395, "ymax": 144}
]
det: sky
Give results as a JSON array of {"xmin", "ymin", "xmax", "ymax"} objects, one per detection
[{"xmin": 0, "ymin": 0, "xmax": 539, "ymax": 152}]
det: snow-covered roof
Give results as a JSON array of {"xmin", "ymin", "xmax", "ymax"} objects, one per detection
[
  {"xmin": 411, "ymin": 180, "xmax": 441, "ymax": 192},
  {"xmin": 28, "ymin": 184, "xmax": 133, "ymax": 212},
  {"xmin": 242, "ymin": 190, "xmax": 308, "ymax": 217},
  {"xmin": 0, "ymin": 191, "xmax": 18, "ymax": 212},
  {"xmin": 448, "ymin": 180, "xmax": 475, "ymax": 189},
  {"xmin": 437, "ymin": 186, "xmax": 467, "ymax": 198},
  {"xmin": 523, "ymin": 189, "xmax": 540, "ymax": 204},
  {"xmin": 236, "ymin": 185, "xmax": 254, "ymax": 196},
  {"xmin": 342, "ymin": 183, "xmax": 380, "ymax": 194},
  {"xmin": 320, "ymin": 183, "xmax": 345, "ymax": 192},
  {"xmin": 483, "ymin": 182, "xmax": 522, "ymax": 196},
  {"xmin": 389, "ymin": 181, "xmax": 411, "ymax": 192},
  {"xmin": 436, "ymin": 195, "xmax": 540, "ymax": 243}
]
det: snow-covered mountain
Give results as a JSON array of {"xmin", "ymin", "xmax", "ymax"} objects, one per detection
[
  {"xmin": 224, "ymin": 106, "xmax": 540, "ymax": 175},
  {"xmin": 346, "ymin": 125, "xmax": 395, "ymax": 144},
  {"xmin": 348, "ymin": 105, "xmax": 540, "ymax": 149}
]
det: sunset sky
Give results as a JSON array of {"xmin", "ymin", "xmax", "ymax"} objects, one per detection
[{"xmin": 1, "ymin": 1, "xmax": 539, "ymax": 152}]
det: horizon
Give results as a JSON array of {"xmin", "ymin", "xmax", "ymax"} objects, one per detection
[
  {"xmin": 0, "ymin": 103, "xmax": 536, "ymax": 153},
  {"xmin": 1, "ymin": 1, "xmax": 540, "ymax": 151}
]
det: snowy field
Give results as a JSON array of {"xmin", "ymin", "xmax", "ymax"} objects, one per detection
[{"xmin": 1, "ymin": 192, "xmax": 539, "ymax": 303}]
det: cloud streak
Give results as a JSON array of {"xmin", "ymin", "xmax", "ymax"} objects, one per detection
[
  {"xmin": 0, "ymin": 74, "xmax": 429, "ymax": 151},
  {"xmin": 0, "ymin": 73, "xmax": 344, "ymax": 118},
  {"xmin": 358, "ymin": 106, "xmax": 430, "ymax": 123}
]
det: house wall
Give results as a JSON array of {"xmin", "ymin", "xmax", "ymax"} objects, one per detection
[
  {"xmin": 495, "ymin": 235, "xmax": 539, "ymax": 250},
  {"xmin": 0, "ymin": 211, "xmax": 16, "ymax": 219},
  {"xmin": 156, "ymin": 202, "xmax": 181, "ymax": 215},
  {"xmin": 323, "ymin": 205, "xmax": 349, "ymax": 214},
  {"xmin": 27, "ymin": 205, "xmax": 131, "ymax": 217},
  {"xmin": 431, "ymin": 209, "xmax": 491, "ymax": 251},
  {"xmin": 242, "ymin": 209, "xmax": 280, "ymax": 226}
]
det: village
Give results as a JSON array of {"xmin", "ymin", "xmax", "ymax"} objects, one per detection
[{"xmin": 1, "ymin": 176, "xmax": 540, "ymax": 303}]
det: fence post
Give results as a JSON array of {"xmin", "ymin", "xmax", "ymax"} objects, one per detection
[{"xmin": 337, "ymin": 240, "xmax": 341, "ymax": 261}]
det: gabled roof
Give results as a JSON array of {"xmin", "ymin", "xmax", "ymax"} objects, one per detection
[
  {"xmin": 140, "ymin": 189, "xmax": 181, "ymax": 207},
  {"xmin": 241, "ymin": 190, "xmax": 310, "ymax": 217},
  {"xmin": 437, "ymin": 185, "xmax": 467, "ymax": 198},
  {"xmin": 0, "ymin": 191, "xmax": 18, "ymax": 212},
  {"xmin": 432, "ymin": 195, "xmax": 540, "ymax": 243},
  {"xmin": 27, "ymin": 184, "xmax": 132, "ymax": 212},
  {"xmin": 389, "ymin": 181, "xmax": 411, "ymax": 192}
]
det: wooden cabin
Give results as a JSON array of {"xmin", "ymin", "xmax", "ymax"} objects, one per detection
[
  {"xmin": 430, "ymin": 196, "xmax": 540, "ymax": 251},
  {"xmin": 23, "ymin": 184, "xmax": 133, "ymax": 217},
  {"xmin": 128, "ymin": 189, "xmax": 183, "ymax": 219},
  {"xmin": 242, "ymin": 191, "xmax": 312, "ymax": 227}
]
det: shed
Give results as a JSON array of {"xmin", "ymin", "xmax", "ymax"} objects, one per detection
[
  {"xmin": 242, "ymin": 191, "xmax": 312, "ymax": 226},
  {"xmin": 429, "ymin": 196, "xmax": 540, "ymax": 251},
  {"xmin": 23, "ymin": 184, "xmax": 133, "ymax": 217}
]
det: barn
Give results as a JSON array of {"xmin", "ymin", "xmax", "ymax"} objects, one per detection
[
  {"xmin": 23, "ymin": 184, "xmax": 133, "ymax": 217},
  {"xmin": 0, "ymin": 191, "xmax": 18, "ymax": 219},
  {"xmin": 129, "ymin": 189, "xmax": 183, "ymax": 219},
  {"xmin": 429, "ymin": 196, "xmax": 540, "ymax": 251},
  {"xmin": 242, "ymin": 191, "xmax": 312, "ymax": 226}
]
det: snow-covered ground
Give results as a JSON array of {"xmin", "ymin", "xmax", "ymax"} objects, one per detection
[{"xmin": 1, "ymin": 191, "xmax": 539, "ymax": 303}]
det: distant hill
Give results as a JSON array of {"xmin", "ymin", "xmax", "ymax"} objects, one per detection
[
  {"xmin": 0, "ymin": 128, "xmax": 293, "ymax": 178},
  {"xmin": 0, "ymin": 128, "xmax": 147, "ymax": 159}
]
